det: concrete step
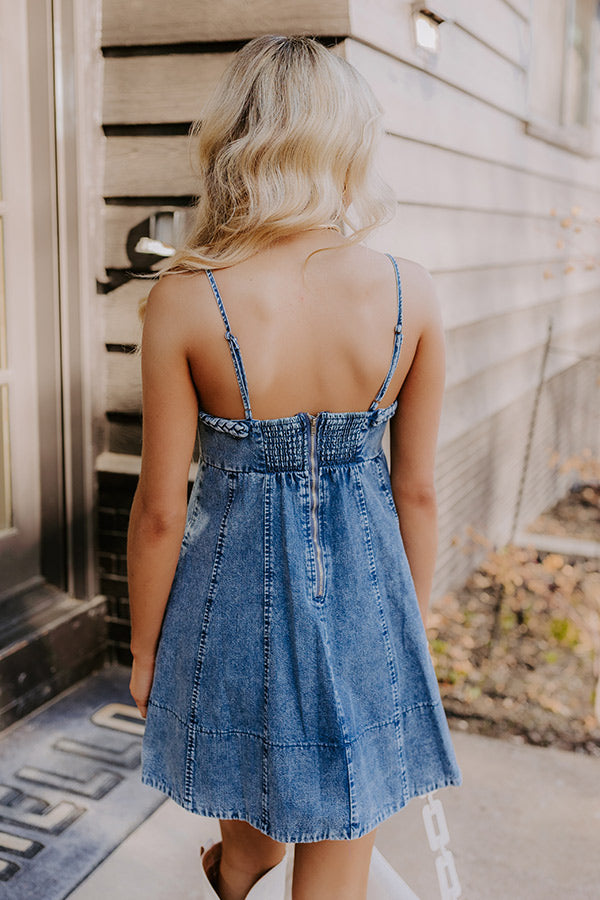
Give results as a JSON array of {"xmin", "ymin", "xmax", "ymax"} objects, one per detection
[{"xmin": 0, "ymin": 586, "xmax": 108, "ymax": 731}]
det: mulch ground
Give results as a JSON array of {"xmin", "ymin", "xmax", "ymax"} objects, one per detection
[{"xmin": 428, "ymin": 482, "xmax": 600, "ymax": 755}]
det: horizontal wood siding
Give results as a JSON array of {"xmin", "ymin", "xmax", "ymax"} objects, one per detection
[
  {"xmin": 102, "ymin": 0, "xmax": 350, "ymax": 46},
  {"xmin": 103, "ymin": 53, "xmax": 235, "ymax": 125},
  {"xmin": 379, "ymin": 135, "xmax": 599, "ymax": 217},
  {"xmin": 348, "ymin": 39, "xmax": 600, "ymax": 186},
  {"xmin": 349, "ymin": 0, "xmax": 529, "ymax": 118},
  {"xmin": 98, "ymin": 0, "xmax": 600, "ymax": 600},
  {"xmin": 346, "ymin": 1, "xmax": 600, "ymax": 590},
  {"xmin": 105, "ymin": 137, "xmax": 193, "ymax": 197},
  {"xmin": 432, "ymin": 0, "xmax": 530, "ymax": 66},
  {"xmin": 103, "ymin": 43, "xmax": 344, "ymax": 125}
]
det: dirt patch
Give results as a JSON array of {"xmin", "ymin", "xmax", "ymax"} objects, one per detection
[{"xmin": 429, "ymin": 483, "xmax": 600, "ymax": 755}]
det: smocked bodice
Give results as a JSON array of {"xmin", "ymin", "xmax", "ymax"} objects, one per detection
[{"xmin": 197, "ymin": 401, "xmax": 397, "ymax": 473}]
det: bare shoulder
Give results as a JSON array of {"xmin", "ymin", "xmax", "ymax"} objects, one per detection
[
  {"xmin": 145, "ymin": 270, "xmax": 209, "ymax": 310},
  {"xmin": 391, "ymin": 256, "xmax": 439, "ymax": 309},
  {"xmin": 142, "ymin": 269, "xmax": 219, "ymax": 343},
  {"xmin": 348, "ymin": 246, "xmax": 438, "ymax": 301},
  {"xmin": 387, "ymin": 255, "xmax": 442, "ymax": 339}
]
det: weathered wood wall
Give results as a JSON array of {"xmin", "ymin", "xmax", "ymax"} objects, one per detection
[
  {"xmin": 345, "ymin": 1, "xmax": 600, "ymax": 590},
  {"xmin": 97, "ymin": 0, "xmax": 600, "ymax": 617}
]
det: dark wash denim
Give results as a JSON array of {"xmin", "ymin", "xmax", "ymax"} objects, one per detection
[{"xmin": 141, "ymin": 253, "xmax": 462, "ymax": 842}]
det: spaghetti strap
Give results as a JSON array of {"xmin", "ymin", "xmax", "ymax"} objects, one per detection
[
  {"xmin": 368, "ymin": 253, "xmax": 403, "ymax": 412},
  {"xmin": 205, "ymin": 268, "xmax": 253, "ymax": 421}
]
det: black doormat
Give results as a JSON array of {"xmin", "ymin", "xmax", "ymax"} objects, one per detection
[{"xmin": 0, "ymin": 663, "xmax": 164, "ymax": 899}]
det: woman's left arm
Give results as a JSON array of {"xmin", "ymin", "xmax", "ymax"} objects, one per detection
[{"xmin": 127, "ymin": 276, "xmax": 199, "ymax": 718}]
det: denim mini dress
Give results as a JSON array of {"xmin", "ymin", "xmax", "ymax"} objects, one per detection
[{"xmin": 140, "ymin": 253, "xmax": 462, "ymax": 843}]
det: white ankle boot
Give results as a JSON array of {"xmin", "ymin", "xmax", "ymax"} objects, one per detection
[
  {"xmin": 366, "ymin": 847, "xmax": 421, "ymax": 899},
  {"xmin": 200, "ymin": 838, "xmax": 291, "ymax": 899}
]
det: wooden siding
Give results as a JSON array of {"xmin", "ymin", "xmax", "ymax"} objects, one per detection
[
  {"xmin": 346, "ymin": 4, "xmax": 600, "ymax": 589},
  {"xmin": 98, "ymin": 0, "xmax": 600, "ymax": 598},
  {"xmin": 103, "ymin": 42, "xmax": 344, "ymax": 125},
  {"xmin": 103, "ymin": 53, "xmax": 235, "ymax": 125},
  {"xmin": 101, "ymin": 0, "xmax": 350, "ymax": 46},
  {"xmin": 105, "ymin": 137, "xmax": 193, "ymax": 197},
  {"xmin": 349, "ymin": 39, "xmax": 600, "ymax": 186},
  {"xmin": 352, "ymin": 1, "xmax": 600, "ymax": 590},
  {"xmin": 349, "ymin": 0, "xmax": 529, "ymax": 119}
]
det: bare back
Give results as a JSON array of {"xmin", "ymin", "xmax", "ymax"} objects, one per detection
[
  {"xmin": 172, "ymin": 232, "xmax": 426, "ymax": 421},
  {"xmin": 138, "ymin": 230, "xmax": 445, "ymax": 523}
]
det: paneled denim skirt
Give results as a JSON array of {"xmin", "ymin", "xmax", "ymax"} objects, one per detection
[
  {"xmin": 140, "ymin": 404, "xmax": 463, "ymax": 843},
  {"xmin": 140, "ymin": 255, "xmax": 462, "ymax": 842}
]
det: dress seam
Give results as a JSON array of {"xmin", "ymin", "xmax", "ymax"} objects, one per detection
[
  {"xmin": 374, "ymin": 451, "xmax": 400, "ymax": 521},
  {"xmin": 261, "ymin": 473, "xmax": 273, "ymax": 833},
  {"xmin": 147, "ymin": 698, "xmax": 188, "ymax": 726},
  {"xmin": 199, "ymin": 456, "xmax": 384, "ymax": 474},
  {"xmin": 353, "ymin": 468, "xmax": 410, "ymax": 804},
  {"xmin": 185, "ymin": 472, "xmax": 237, "ymax": 807},
  {"xmin": 195, "ymin": 704, "xmax": 442, "ymax": 745},
  {"xmin": 148, "ymin": 691, "xmax": 443, "ymax": 741},
  {"xmin": 317, "ymin": 604, "xmax": 359, "ymax": 834}
]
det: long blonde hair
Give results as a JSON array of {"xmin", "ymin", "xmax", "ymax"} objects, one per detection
[{"xmin": 147, "ymin": 35, "xmax": 394, "ymax": 288}]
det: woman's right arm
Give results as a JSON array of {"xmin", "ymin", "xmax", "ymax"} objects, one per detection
[{"xmin": 388, "ymin": 265, "xmax": 446, "ymax": 627}]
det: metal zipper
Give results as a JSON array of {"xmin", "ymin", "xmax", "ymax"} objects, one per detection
[{"xmin": 306, "ymin": 413, "xmax": 325, "ymax": 597}]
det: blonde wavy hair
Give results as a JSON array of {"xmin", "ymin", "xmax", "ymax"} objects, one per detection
[{"xmin": 140, "ymin": 34, "xmax": 395, "ymax": 314}]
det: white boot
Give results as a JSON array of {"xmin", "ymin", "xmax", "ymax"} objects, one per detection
[
  {"xmin": 366, "ymin": 847, "xmax": 421, "ymax": 899},
  {"xmin": 200, "ymin": 837, "xmax": 291, "ymax": 899}
]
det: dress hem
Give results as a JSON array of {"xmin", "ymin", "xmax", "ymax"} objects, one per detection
[{"xmin": 139, "ymin": 771, "xmax": 462, "ymax": 844}]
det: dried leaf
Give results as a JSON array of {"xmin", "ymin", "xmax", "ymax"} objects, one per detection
[
  {"xmin": 527, "ymin": 578, "xmax": 551, "ymax": 596},
  {"xmin": 538, "ymin": 695, "xmax": 570, "ymax": 716},
  {"xmin": 542, "ymin": 554, "xmax": 565, "ymax": 572}
]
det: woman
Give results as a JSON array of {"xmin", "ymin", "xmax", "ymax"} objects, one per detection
[{"xmin": 128, "ymin": 34, "xmax": 462, "ymax": 900}]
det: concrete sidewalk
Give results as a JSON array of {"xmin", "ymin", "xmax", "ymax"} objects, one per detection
[{"xmin": 1, "ymin": 664, "xmax": 598, "ymax": 899}]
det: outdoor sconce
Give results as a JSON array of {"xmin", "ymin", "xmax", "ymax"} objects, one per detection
[
  {"xmin": 411, "ymin": 4, "xmax": 445, "ymax": 54},
  {"xmin": 134, "ymin": 209, "xmax": 186, "ymax": 259},
  {"xmin": 99, "ymin": 207, "xmax": 190, "ymax": 293}
]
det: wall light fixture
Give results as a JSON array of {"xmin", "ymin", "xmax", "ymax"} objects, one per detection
[{"xmin": 411, "ymin": 4, "xmax": 445, "ymax": 54}]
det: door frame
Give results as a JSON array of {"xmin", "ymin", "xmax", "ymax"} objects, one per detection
[
  {"xmin": 20, "ymin": 0, "xmax": 102, "ymax": 602},
  {"xmin": 42, "ymin": 0, "xmax": 103, "ymax": 600},
  {"xmin": 0, "ymin": 0, "xmax": 42, "ymax": 596}
]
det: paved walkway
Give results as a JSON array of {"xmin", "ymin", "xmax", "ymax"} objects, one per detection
[{"xmin": 1, "ymin": 663, "xmax": 598, "ymax": 899}]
